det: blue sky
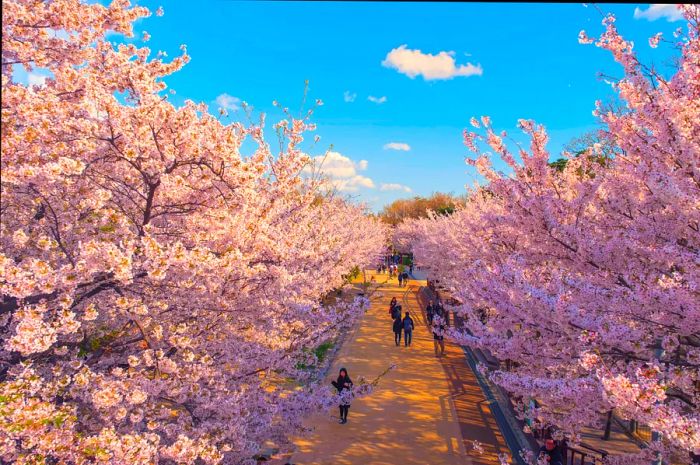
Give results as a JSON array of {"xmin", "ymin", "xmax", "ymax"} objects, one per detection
[{"xmin": 17, "ymin": 2, "xmax": 687, "ymax": 211}]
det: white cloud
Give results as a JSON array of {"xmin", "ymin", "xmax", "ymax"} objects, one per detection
[
  {"xmin": 28, "ymin": 73, "xmax": 48, "ymax": 87},
  {"xmin": 304, "ymin": 151, "xmax": 375, "ymax": 192},
  {"xmin": 368, "ymin": 95, "xmax": 387, "ymax": 104},
  {"xmin": 383, "ymin": 142, "xmax": 411, "ymax": 151},
  {"xmin": 332, "ymin": 175, "xmax": 375, "ymax": 192},
  {"xmin": 382, "ymin": 44, "xmax": 483, "ymax": 80},
  {"xmin": 215, "ymin": 93, "xmax": 241, "ymax": 111},
  {"xmin": 633, "ymin": 4, "xmax": 683, "ymax": 22},
  {"xmin": 344, "ymin": 91, "xmax": 357, "ymax": 103},
  {"xmin": 380, "ymin": 183, "xmax": 412, "ymax": 193}
]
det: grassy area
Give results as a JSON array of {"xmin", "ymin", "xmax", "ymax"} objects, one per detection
[{"xmin": 295, "ymin": 340, "xmax": 335, "ymax": 371}]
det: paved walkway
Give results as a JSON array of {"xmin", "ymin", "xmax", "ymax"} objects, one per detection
[{"xmin": 288, "ymin": 272, "xmax": 509, "ymax": 465}]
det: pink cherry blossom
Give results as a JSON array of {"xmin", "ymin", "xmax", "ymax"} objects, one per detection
[
  {"xmin": 1, "ymin": 1, "xmax": 387, "ymax": 463},
  {"xmin": 397, "ymin": 5, "xmax": 700, "ymax": 463}
]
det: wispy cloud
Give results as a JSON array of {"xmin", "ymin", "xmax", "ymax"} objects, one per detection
[
  {"xmin": 380, "ymin": 183, "xmax": 412, "ymax": 193},
  {"xmin": 304, "ymin": 151, "xmax": 375, "ymax": 192},
  {"xmin": 383, "ymin": 142, "xmax": 411, "ymax": 151},
  {"xmin": 368, "ymin": 95, "xmax": 387, "ymax": 104},
  {"xmin": 344, "ymin": 91, "xmax": 357, "ymax": 103},
  {"xmin": 382, "ymin": 45, "xmax": 483, "ymax": 80},
  {"xmin": 215, "ymin": 93, "xmax": 241, "ymax": 111},
  {"xmin": 633, "ymin": 4, "xmax": 683, "ymax": 22}
]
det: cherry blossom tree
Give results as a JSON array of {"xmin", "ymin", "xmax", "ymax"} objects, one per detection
[
  {"xmin": 1, "ymin": 1, "xmax": 386, "ymax": 463},
  {"xmin": 398, "ymin": 5, "xmax": 699, "ymax": 464}
]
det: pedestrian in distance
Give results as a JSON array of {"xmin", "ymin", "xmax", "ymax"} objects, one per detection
[
  {"xmin": 331, "ymin": 367, "xmax": 353, "ymax": 424},
  {"xmin": 538, "ymin": 439, "xmax": 564, "ymax": 465},
  {"xmin": 409, "ymin": 263, "xmax": 414, "ymax": 275},
  {"xmin": 402, "ymin": 311, "xmax": 415, "ymax": 347},
  {"xmin": 392, "ymin": 314, "xmax": 403, "ymax": 346},
  {"xmin": 402, "ymin": 271, "xmax": 409, "ymax": 286},
  {"xmin": 432, "ymin": 312, "xmax": 446, "ymax": 357},
  {"xmin": 426, "ymin": 301, "xmax": 435, "ymax": 327},
  {"xmin": 398, "ymin": 272, "xmax": 403, "ymax": 287},
  {"xmin": 389, "ymin": 297, "xmax": 397, "ymax": 318}
]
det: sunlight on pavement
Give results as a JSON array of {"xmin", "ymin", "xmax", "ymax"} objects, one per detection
[{"xmin": 287, "ymin": 272, "xmax": 508, "ymax": 465}]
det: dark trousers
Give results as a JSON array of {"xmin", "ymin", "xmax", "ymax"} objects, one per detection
[
  {"xmin": 404, "ymin": 329, "xmax": 412, "ymax": 346},
  {"xmin": 339, "ymin": 405, "xmax": 349, "ymax": 420},
  {"xmin": 394, "ymin": 331, "xmax": 401, "ymax": 345}
]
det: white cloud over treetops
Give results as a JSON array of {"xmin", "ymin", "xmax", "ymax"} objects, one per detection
[
  {"xmin": 633, "ymin": 4, "xmax": 683, "ymax": 22},
  {"xmin": 380, "ymin": 183, "xmax": 412, "ymax": 192},
  {"xmin": 304, "ymin": 151, "xmax": 374, "ymax": 192},
  {"xmin": 383, "ymin": 142, "xmax": 411, "ymax": 151},
  {"xmin": 382, "ymin": 45, "xmax": 483, "ymax": 80}
]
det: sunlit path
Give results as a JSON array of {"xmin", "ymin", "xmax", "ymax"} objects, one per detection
[{"xmin": 288, "ymin": 272, "xmax": 509, "ymax": 465}]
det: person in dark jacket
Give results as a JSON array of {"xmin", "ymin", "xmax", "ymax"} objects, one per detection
[
  {"xmin": 538, "ymin": 439, "xmax": 563, "ymax": 465},
  {"xmin": 426, "ymin": 301, "xmax": 435, "ymax": 326},
  {"xmin": 331, "ymin": 367, "xmax": 353, "ymax": 424},
  {"xmin": 402, "ymin": 311, "xmax": 415, "ymax": 347},
  {"xmin": 391, "ymin": 304, "xmax": 402, "ymax": 321},
  {"xmin": 432, "ymin": 312, "xmax": 446, "ymax": 357},
  {"xmin": 392, "ymin": 314, "xmax": 403, "ymax": 346}
]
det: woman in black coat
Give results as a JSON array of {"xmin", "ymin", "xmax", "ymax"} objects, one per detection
[
  {"xmin": 392, "ymin": 314, "xmax": 403, "ymax": 346},
  {"xmin": 331, "ymin": 367, "xmax": 353, "ymax": 424}
]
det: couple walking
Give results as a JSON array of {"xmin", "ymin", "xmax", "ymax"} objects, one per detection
[
  {"xmin": 389, "ymin": 297, "xmax": 415, "ymax": 347},
  {"xmin": 397, "ymin": 271, "xmax": 409, "ymax": 287}
]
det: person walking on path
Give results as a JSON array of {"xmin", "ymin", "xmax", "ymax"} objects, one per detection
[
  {"xmin": 391, "ymin": 304, "xmax": 402, "ymax": 321},
  {"xmin": 331, "ymin": 367, "xmax": 353, "ymax": 424},
  {"xmin": 409, "ymin": 263, "xmax": 414, "ymax": 275},
  {"xmin": 402, "ymin": 311, "xmax": 415, "ymax": 347},
  {"xmin": 389, "ymin": 297, "xmax": 397, "ymax": 318},
  {"xmin": 432, "ymin": 312, "xmax": 447, "ymax": 357},
  {"xmin": 402, "ymin": 271, "xmax": 409, "ymax": 287},
  {"xmin": 397, "ymin": 272, "xmax": 403, "ymax": 287},
  {"xmin": 392, "ymin": 314, "xmax": 403, "ymax": 346},
  {"xmin": 426, "ymin": 301, "xmax": 435, "ymax": 327}
]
